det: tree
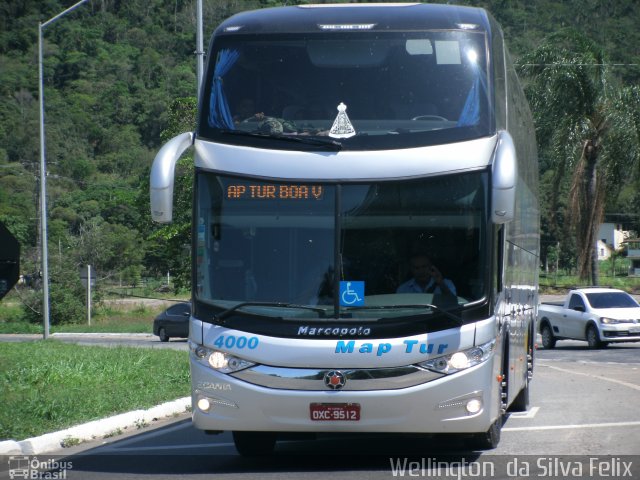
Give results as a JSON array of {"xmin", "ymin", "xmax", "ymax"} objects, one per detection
[
  {"xmin": 70, "ymin": 217, "xmax": 145, "ymax": 281},
  {"xmin": 138, "ymin": 97, "xmax": 196, "ymax": 291},
  {"xmin": 520, "ymin": 30, "xmax": 640, "ymax": 284}
]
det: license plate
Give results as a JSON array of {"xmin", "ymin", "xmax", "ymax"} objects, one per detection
[
  {"xmin": 629, "ymin": 327, "xmax": 640, "ymax": 334},
  {"xmin": 310, "ymin": 403, "xmax": 360, "ymax": 421}
]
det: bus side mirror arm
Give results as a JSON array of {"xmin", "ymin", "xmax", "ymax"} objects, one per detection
[
  {"xmin": 150, "ymin": 132, "xmax": 194, "ymax": 223},
  {"xmin": 491, "ymin": 131, "xmax": 517, "ymax": 224}
]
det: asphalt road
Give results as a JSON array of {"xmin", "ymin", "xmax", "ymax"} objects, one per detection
[{"xmin": 2, "ymin": 340, "xmax": 638, "ymax": 480}]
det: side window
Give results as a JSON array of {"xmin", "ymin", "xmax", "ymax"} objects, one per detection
[
  {"xmin": 491, "ymin": 21, "xmax": 506, "ymax": 130},
  {"xmin": 169, "ymin": 304, "xmax": 190, "ymax": 316},
  {"xmin": 568, "ymin": 294, "xmax": 585, "ymax": 311}
]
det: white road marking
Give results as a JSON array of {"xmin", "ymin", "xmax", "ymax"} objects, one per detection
[
  {"xmin": 503, "ymin": 420, "xmax": 640, "ymax": 432},
  {"xmin": 508, "ymin": 406, "xmax": 539, "ymax": 419},
  {"xmin": 541, "ymin": 363, "xmax": 640, "ymax": 391}
]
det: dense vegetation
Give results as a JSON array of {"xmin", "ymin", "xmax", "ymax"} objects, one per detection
[{"xmin": 1, "ymin": 0, "xmax": 639, "ymax": 324}]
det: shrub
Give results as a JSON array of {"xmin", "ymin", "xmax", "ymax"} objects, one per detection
[{"xmin": 21, "ymin": 262, "xmax": 87, "ymax": 325}]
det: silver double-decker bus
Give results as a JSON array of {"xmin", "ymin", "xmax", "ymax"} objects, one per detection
[{"xmin": 150, "ymin": 3, "xmax": 539, "ymax": 455}]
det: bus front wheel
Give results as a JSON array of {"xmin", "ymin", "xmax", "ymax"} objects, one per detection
[
  {"xmin": 509, "ymin": 375, "xmax": 530, "ymax": 412},
  {"xmin": 469, "ymin": 417, "xmax": 502, "ymax": 450},
  {"xmin": 232, "ymin": 431, "xmax": 277, "ymax": 456}
]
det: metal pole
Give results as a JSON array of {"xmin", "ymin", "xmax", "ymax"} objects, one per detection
[
  {"xmin": 38, "ymin": 0, "xmax": 92, "ymax": 340},
  {"xmin": 196, "ymin": 0, "xmax": 204, "ymax": 99},
  {"xmin": 38, "ymin": 23, "xmax": 50, "ymax": 340},
  {"xmin": 41, "ymin": 0, "xmax": 92, "ymax": 28}
]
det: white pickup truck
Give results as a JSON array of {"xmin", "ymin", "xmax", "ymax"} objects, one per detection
[{"xmin": 538, "ymin": 287, "xmax": 640, "ymax": 348}]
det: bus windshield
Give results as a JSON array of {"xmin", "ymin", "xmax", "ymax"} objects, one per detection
[
  {"xmin": 195, "ymin": 171, "xmax": 489, "ymax": 321},
  {"xmin": 199, "ymin": 30, "xmax": 492, "ymax": 151}
]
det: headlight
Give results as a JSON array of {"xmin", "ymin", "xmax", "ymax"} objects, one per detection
[
  {"xmin": 189, "ymin": 341, "xmax": 256, "ymax": 373},
  {"xmin": 600, "ymin": 317, "xmax": 630, "ymax": 324},
  {"xmin": 418, "ymin": 340, "xmax": 495, "ymax": 375}
]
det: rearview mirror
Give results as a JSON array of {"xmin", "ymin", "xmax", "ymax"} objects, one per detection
[
  {"xmin": 491, "ymin": 131, "xmax": 517, "ymax": 224},
  {"xmin": 150, "ymin": 132, "xmax": 193, "ymax": 223}
]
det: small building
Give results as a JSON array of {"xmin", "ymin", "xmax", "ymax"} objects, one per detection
[
  {"xmin": 596, "ymin": 223, "xmax": 628, "ymax": 261},
  {"xmin": 598, "ymin": 223, "xmax": 626, "ymax": 252},
  {"xmin": 596, "ymin": 239, "xmax": 612, "ymax": 261},
  {"xmin": 623, "ymin": 239, "xmax": 640, "ymax": 277}
]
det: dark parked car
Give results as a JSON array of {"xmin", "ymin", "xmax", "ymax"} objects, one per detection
[{"xmin": 153, "ymin": 302, "xmax": 190, "ymax": 342}]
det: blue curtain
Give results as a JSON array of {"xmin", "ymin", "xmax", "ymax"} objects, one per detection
[
  {"xmin": 208, "ymin": 49, "xmax": 240, "ymax": 129},
  {"xmin": 456, "ymin": 69, "xmax": 487, "ymax": 127}
]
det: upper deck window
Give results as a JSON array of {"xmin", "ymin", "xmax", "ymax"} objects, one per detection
[{"xmin": 199, "ymin": 30, "xmax": 493, "ymax": 151}]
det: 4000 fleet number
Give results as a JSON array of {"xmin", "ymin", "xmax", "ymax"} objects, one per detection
[{"xmin": 213, "ymin": 335, "xmax": 259, "ymax": 350}]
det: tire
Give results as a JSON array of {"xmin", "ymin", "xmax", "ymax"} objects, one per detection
[
  {"xmin": 540, "ymin": 323, "xmax": 556, "ymax": 349},
  {"xmin": 509, "ymin": 377, "xmax": 530, "ymax": 412},
  {"xmin": 158, "ymin": 327, "xmax": 170, "ymax": 342},
  {"xmin": 469, "ymin": 417, "xmax": 502, "ymax": 450},
  {"xmin": 233, "ymin": 431, "xmax": 277, "ymax": 456},
  {"xmin": 586, "ymin": 324, "xmax": 605, "ymax": 349},
  {"xmin": 468, "ymin": 335, "xmax": 506, "ymax": 450},
  {"xmin": 511, "ymin": 332, "xmax": 533, "ymax": 412}
]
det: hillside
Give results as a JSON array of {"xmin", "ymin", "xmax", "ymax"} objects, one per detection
[{"xmin": 1, "ymin": 0, "xmax": 639, "ymax": 322}]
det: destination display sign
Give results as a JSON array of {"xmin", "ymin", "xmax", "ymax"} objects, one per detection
[{"xmin": 226, "ymin": 184, "xmax": 324, "ymax": 201}]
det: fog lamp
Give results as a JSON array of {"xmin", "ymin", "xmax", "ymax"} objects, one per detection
[
  {"xmin": 465, "ymin": 399, "xmax": 482, "ymax": 414},
  {"xmin": 197, "ymin": 398, "xmax": 211, "ymax": 412}
]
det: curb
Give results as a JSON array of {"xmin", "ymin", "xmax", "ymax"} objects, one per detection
[{"xmin": 0, "ymin": 396, "xmax": 191, "ymax": 455}]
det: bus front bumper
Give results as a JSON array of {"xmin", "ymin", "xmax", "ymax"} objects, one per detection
[{"xmin": 190, "ymin": 357, "xmax": 501, "ymax": 434}]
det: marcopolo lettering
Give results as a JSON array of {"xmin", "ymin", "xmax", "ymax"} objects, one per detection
[{"xmin": 297, "ymin": 325, "xmax": 371, "ymax": 337}]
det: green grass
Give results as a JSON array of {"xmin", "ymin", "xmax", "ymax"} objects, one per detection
[
  {"xmin": 0, "ymin": 340, "xmax": 190, "ymax": 441},
  {"xmin": 539, "ymin": 273, "xmax": 640, "ymax": 293}
]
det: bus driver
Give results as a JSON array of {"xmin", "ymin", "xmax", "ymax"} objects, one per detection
[{"xmin": 396, "ymin": 253, "xmax": 457, "ymax": 297}]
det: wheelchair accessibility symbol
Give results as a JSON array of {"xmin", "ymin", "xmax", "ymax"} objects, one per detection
[{"xmin": 340, "ymin": 281, "xmax": 365, "ymax": 307}]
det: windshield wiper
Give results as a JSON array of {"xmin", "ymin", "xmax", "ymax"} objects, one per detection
[
  {"xmin": 344, "ymin": 303, "xmax": 463, "ymax": 325},
  {"xmin": 219, "ymin": 129, "xmax": 342, "ymax": 150},
  {"xmin": 214, "ymin": 301, "xmax": 329, "ymax": 323},
  {"xmin": 273, "ymin": 134, "xmax": 343, "ymax": 149}
]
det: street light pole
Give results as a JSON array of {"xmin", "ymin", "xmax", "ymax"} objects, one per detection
[
  {"xmin": 196, "ymin": 0, "xmax": 204, "ymax": 99},
  {"xmin": 38, "ymin": 0, "xmax": 91, "ymax": 339}
]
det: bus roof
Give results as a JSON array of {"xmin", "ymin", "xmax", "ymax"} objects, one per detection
[{"xmin": 214, "ymin": 3, "xmax": 491, "ymax": 37}]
